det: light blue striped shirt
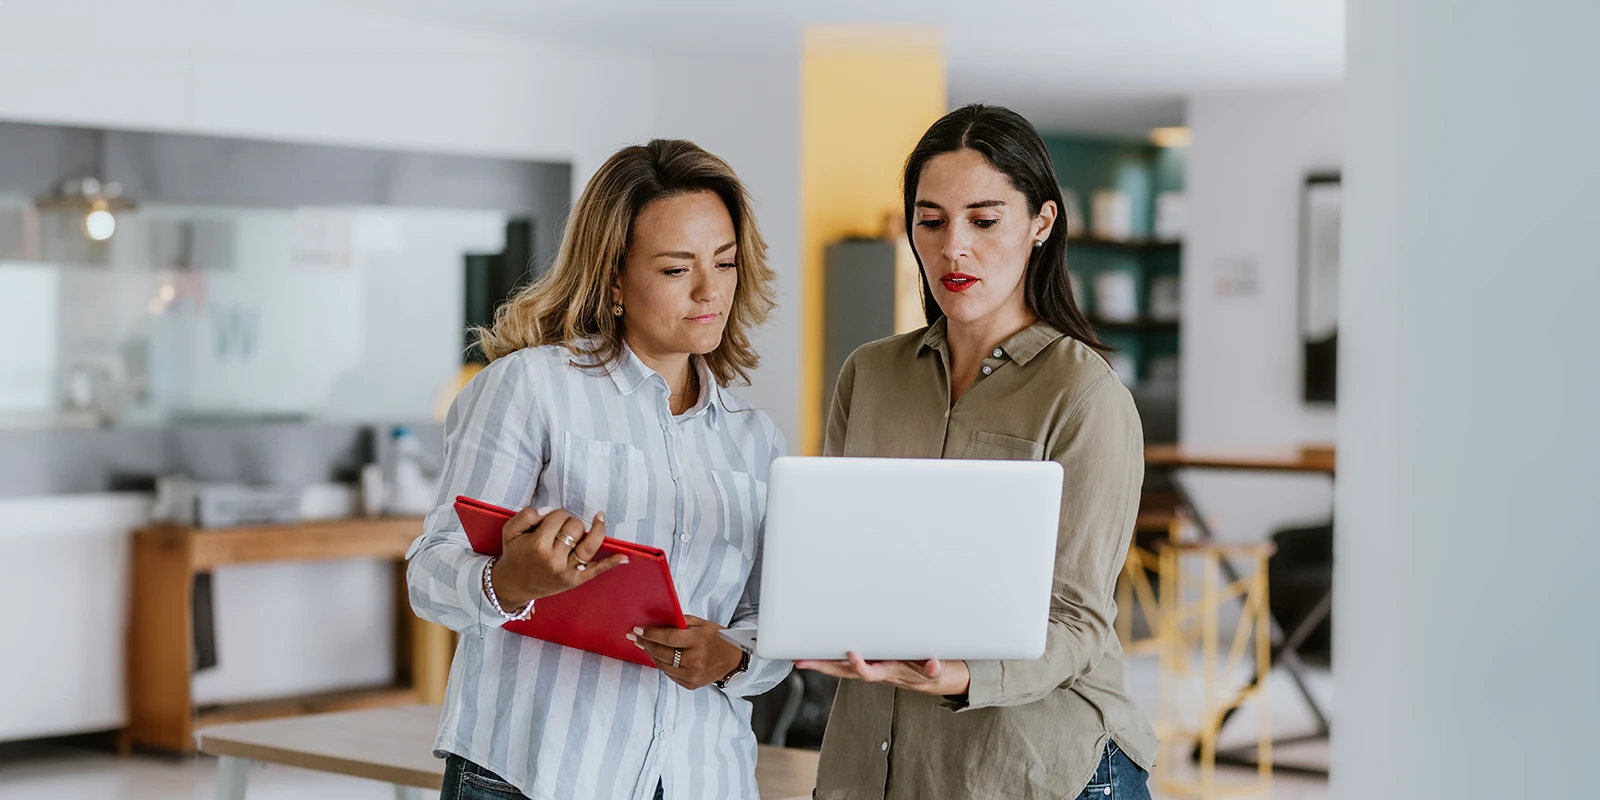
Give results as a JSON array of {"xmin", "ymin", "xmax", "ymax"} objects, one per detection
[{"xmin": 406, "ymin": 343, "xmax": 790, "ymax": 800}]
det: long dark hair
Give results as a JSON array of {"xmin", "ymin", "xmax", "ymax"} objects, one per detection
[{"xmin": 902, "ymin": 103, "xmax": 1105, "ymax": 353}]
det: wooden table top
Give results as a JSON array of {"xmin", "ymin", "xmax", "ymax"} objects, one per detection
[
  {"xmin": 1145, "ymin": 444, "xmax": 1336, "ymax": 474},
  {"xmin": 197, "ymin": 704, "xmax": 819, "ymax": 798},
  {"xmin": 198, "ymin": 705, "xmax": 444, "ymax": 789},
  {"xmin": 136, "ymin": 516, "xmax": 425, "ymax": 571}
]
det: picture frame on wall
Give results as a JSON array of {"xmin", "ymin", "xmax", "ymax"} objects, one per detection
[{"xmin": 1300, "ymin": 172, "xmax": 1341, "ymax": 404}]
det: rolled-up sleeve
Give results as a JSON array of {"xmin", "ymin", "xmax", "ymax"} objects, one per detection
[
  {"xmin": 956, "ymin": 374, "xmax": 1143, "ymax": 711},
  {"xmin": 405, "ymin": 354, "xmax": 544, "ymax": 634}
]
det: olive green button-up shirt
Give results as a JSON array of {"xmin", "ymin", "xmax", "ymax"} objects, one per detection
[{"xmin": 814, "ymin": 319, "xmax": 1159, "ymax": 800}]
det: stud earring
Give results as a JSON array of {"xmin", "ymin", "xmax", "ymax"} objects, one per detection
[
  {"xmin": 611, "ymin": 303, "xmax": 624, "ymax": 317},
  {"xmin": 1033, "ymin": 239, "xmax": 1045, "ymax": 249}
]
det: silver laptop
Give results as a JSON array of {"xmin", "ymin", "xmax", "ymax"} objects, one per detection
[{"xmin": 735, "ymin": 456, "xmax": 1063, "ymax": 662}]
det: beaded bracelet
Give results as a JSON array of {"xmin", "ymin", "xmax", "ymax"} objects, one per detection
[{"xmin": 482, "ymin": 556, "xmax": 535, "ymax": 622}]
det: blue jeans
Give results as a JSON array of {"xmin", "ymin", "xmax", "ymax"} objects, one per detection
[
  {"xmin": 440, "ymin": 754, "xmax": 665, "ymax": 800},
  {"xmin": 1075, "ymin": 740, "xmax": 1152, "ymax": 800}
]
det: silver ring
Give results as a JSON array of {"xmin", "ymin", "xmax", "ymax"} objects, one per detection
[
  {"xmin": 557, "ymin": 534, "xmax": 578, "ymax": 549},
  {"xmin": 671, "ymin": 648, "xmax": 682, "ymax": 669},
  {"xmin": 575, "ymin": 563, "xmax": 586, "ymax": 572}
]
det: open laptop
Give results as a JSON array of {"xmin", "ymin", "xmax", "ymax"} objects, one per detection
[{"xmin": 725, "ymin": 456, "xmax": 1063, "ymax": 662}]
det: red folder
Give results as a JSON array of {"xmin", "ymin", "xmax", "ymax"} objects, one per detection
[{"xmin": 454, "ymin": 495, "xmax": 686, "ymax": 668}]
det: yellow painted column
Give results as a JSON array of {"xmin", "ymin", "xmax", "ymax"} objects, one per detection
[{"xmin": 800, "ymin": 26, "xmax": 946, "ymax": 455}]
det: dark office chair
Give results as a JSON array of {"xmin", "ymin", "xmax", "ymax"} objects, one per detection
[
  {"xmin": 749, "ymin": 671, "xmax": 840, "ymax": 750},
  {"xmin": 1266, "ymin": 520, "xmax": 1334, "ymax": 665}
]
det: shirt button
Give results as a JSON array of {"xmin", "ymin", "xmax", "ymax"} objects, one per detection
[
  {"xmin": 880, "ymin": 741, "xmax": 889, "ymax": 751},
  {"xmin": 981, "ymin": 366, "xmax": 993, "ymax": 375},
  {"xmin": 680, "ymin": 533, "xmax": 691, "ymax": 543},
  {"xmin": 992, "ymin": 348, "xmax": 1003, "ymax": 358}
]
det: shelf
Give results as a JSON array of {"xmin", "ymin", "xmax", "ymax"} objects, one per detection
[
  {"xmin": 1135, "ymin": 511, "xmax": 1183, "ymax": 534},
  {"xmin": 1091, "ymin": 318, "xmax": 1181, "ymax": 332},
  {"xmin": 1068, "ymin": 236, "xmax": 1183, "ymax": 251}
]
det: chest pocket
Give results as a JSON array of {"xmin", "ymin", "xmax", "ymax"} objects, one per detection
[
  {"xmin": 962, "ymin": 430, "xmax": 1046, "ymax": 461},
  {"xmin": 557, "ymin": 432, "xmax": 650, "ymax": 527},
  {"xmin": 710, "ymin": 470, "xmax": 767, "ymax": 562}
]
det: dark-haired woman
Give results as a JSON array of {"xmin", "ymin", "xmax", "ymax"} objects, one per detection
[{"xmin": 797, "ymin": 104, "xmax": 1157, "ymax": 800}]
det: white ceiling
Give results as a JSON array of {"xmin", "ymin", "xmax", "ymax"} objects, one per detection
[{"xmin": 355, "ymin": 0, "xmax": 1344, "ymax": 139}]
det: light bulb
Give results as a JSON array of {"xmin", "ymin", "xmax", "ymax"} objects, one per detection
[{"xmin": 84, "ymin": 208, "xmax": 117, "ymax": 241}]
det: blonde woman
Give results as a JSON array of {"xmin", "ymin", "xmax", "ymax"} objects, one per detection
[{"xmin": 407, "ymin": 140, "xmax": 788, "ymax": 800}]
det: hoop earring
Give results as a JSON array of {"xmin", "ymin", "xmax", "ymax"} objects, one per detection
[{"xmin": 611, "ymin": 303, "xmax": 623, "ymax": 317}]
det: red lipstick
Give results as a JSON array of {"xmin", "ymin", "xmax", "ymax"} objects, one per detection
[{"xmin": 940, "ymin": 272, "xmax": 979, "ymax": 293}]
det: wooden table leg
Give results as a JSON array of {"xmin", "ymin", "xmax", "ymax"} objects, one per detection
[
  {"xmin": 127, "ymin": 529, "xmax": 197, "ymax": 753},
  {"xmin": 412, "ymin": 618, "xmax": 454, "ymax": 705},
  {"xmin": 215, "ymin": 756, "xmax": 250, "ymax": 800},
  {"xmin": 396, "ymin": 559, "xmax": 454, "ymax": 705}
]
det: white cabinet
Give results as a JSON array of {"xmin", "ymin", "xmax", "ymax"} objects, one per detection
[
  {"xmin": 0, "ymin": 494, "xmax": 149, "ymax": 742},
  {"xmin": 0, "ymin": 492, "xmax": 397, "ymax": 743}
]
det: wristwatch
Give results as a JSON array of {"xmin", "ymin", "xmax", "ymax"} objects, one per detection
[{"xmin": 715, "ymin": 650, "xmax": 751, "ymax": 689}]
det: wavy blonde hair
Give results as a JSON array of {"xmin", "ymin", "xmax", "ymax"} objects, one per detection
[{"xmin": 476, "ymin": 139, "xmax": 776, "ymax": 386}]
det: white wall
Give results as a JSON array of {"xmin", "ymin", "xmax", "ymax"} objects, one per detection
[
  {"xmin": 649, "ymin": 55, "xmax": 803, "ymax": 447},
  {"xmin": 0, "ymin": 0, "xmax": 656, "ymax": 196},
  {"xmin": 0, "ymin": 0, "xmax": 804, "ymax": 442},
  {"xmin": 0, "ymin": 494, "xmax": 149, "ymax": 741},
  {"xmin": 1180, "ymin": 86, "xmax": 1343, "ymax": 544},
  {"xmin": 1336, "ymin": 1, "xmax": 1600, "ymax": 797},
  {"xmin": 0, "ymin": 264, "xmax": 57, "ymax": 414},
  {"xmin": 312, "ymin": 207, "xmax": 510, "ymax": 422}
]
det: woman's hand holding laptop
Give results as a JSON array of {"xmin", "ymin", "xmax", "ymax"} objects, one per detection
[{"xmin": 796, "ymin": 653, "xmax": 972, "ymax": 698}]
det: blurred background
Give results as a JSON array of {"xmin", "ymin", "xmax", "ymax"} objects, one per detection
[{"xmin": 0, "ymin": 1, "xmax": 1594, "ymax": 799}]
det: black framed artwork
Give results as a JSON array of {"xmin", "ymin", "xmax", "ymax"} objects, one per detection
[{"xmin": 1300, "ymin": 173, "xmax": 1341, "ymax": 404}]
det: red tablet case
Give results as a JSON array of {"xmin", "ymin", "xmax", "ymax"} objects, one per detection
[{"xmin": 454, "ymin": 495, "xmax": 687, "ymax": 668}]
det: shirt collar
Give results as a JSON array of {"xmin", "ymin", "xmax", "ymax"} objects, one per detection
[
  {"xmin": 607, "ymin": 342, "xmax": 657, "ymax": 396},
  {"xmin": 918, "ymin": 317, "xmax": 1065, "ymax": 366},
  {"xmin": 690, "ymin": 355, "xmax": 727, "ymax": 428},
  {"xmin": 918, "ymin": 317, "xmax": 949, "ymax": 353},
  {"xmin": 609, "ymin": 344, "xmax": 725, "ymax": 428}
]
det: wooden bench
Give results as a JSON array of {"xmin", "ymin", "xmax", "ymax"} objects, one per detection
[{"xmin": 197, "ymin": 704, "xmax": 820, "ymax": 800}]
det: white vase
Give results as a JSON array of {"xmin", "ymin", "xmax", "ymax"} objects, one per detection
[
  {"xmin": 1094, "ymin": 271, "xmax": 1140, "ymax": 322},
  {"xmin": 1091, "ymin": 189, "xmax": 1133, "ymax": 241}
]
